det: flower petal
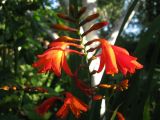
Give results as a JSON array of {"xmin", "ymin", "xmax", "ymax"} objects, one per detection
[
  {"xmin": 56, "ymin": 104, "xmax": 69, "ymax": 119},
  {"xmin": 100, "ymin": 40, "xmax": 118, "ymax": 74},
  {"xmin": 112, "ymin": 46, "xmax": 143, "ymax": 75},
  {"xmin": 62, "ymin": 54, "xmax": 73, "ymax": 77}
]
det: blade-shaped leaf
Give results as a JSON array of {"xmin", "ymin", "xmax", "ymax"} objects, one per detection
[
  {"xmin": 110, "ymin": 104, "xmax": 122, "ymax": 120},
  {"xmin": 115, "ymin": 0, "xmax": 139, "ymax": 43}
]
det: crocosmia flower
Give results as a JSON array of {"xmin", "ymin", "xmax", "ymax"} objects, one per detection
[
  {"xmin": 85, "ymin": 39, "xmax": 143, "ymax": 76},
  {"xmin": 56, "ymin": 92, "xmax": 88, "ymax": 119},
  {"xmin": 85, "ymin": 39, "xmax": 118, "ymax": 75},
  {"xmin": 33, "ymin": 42, "xmax": 84, "ymax": 77},
  {"xmin": 111, "ymin": 46, "xmax": 143, "ymax": 75}
]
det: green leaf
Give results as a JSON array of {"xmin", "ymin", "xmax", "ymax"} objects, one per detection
[
  {"xmin": 0, "ymin": 113, "xmax": 20, "ymax": 120},
  {"xmin": 23, "ymin": 104, "xmax": 44, "ymax": 120},
  {"xmin": 110, "ymin": 104, "xmax": 121, "ymax": 120},
  {"xmin": 143, "ymin": 98, "xmax": 151, "ymax": 120}
]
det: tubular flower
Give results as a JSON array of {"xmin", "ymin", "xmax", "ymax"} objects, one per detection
[
  {"xmin": 85, "ymin": 39, "xmax": 118, "ymax": 75},
  {"xmin": 85, "ymin": 39, "xmax": 143, "ymax": 75},
  {"xmin": 111, "ymin": 46, "xmax": 143, "ymax": 75},
  {"xmin": 56, "ymin": 92, "xmax": 88, "ymax": 119},
  {"xmin": 36, "ymin": 97, "xmax": 62, "ymax": 116},
  {"xmin": 33, "ymin": 42, "xmax": 84, "ymax": 77}
]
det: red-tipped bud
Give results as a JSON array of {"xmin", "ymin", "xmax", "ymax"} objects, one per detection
[
  {"xmin": 53, "ymin": 36, "xmax": 80, "ymax": 43},
  {"xmin": 117, "ymin": 112, "xmax": 125, "ymax": 120},
  {"xmin": 0, "ymin": 86, "xmax": 10, "ymax": 91},
  {"xmin": 77, "ymin": 7, "xmax": 87, "ymax": 18},
  {"xmin": 87, "ymin": 45, "xmax": 100, "ymax": 52},
  {"xmin": 93, "ymin": 95, "xmax": 103, "ymax": 101},
  {"xmin": 69, "ymin": 4, "xmax": 75, "ymax": 14},
  {"xmin": 82, "ymin": 22, "xmax": 108, "ymax": 36},
  {"xmin": 34, "ymin": 87, "xmax": 48, "ymax": 93},
  {"xmin": 79, "ymin": 13, "xmax": 99, "ymax": 26},
  {"xmin": 52, "ymin": 24, "xmax": 78, "ymax": 32},
  {"xmin": 98, "ymin": 84, "xmax": 112, "ymax": 88},
  {"xmin": 57, "ymin": 13, "xmax": 76, "ymax": 23}
]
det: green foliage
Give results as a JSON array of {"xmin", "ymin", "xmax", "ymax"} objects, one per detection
[
  {"xmin": 97, "ymin": 0, "xmax": 124, "ymax": 22},
  {"xmin": 0, "ymin": 0, "xmax": 61, "ymax": 119}
]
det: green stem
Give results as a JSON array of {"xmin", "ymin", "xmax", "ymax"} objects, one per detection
[
  {"xmin": 14, "ymin": 47, "xmax": 18, "ymax": 75},
  {"xmin": 2, "ymin": 47, "xmax": 6, "ymax": 70}
]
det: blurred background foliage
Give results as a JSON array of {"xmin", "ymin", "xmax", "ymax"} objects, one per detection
[{"xmin": 0, "ymin": 0, "xmax": 160, "ymax": 120}]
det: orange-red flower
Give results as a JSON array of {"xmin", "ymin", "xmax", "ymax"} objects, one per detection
[
  {"xmin": 36, "ymin": 97, "xmax": 62, "ymax": 116},
  {"xmin": 56, "ymin": 92, "xmax": 88, "ymax": 119},
  {"xmin": 33, "ymin": 42, "xmax": 84, "ymax": 77},
  {"xmin": 111, "ymin": 46, "xmax": 143, "ymax": 75},
  {"xmin": 85, "ymin": 39, "xmax": 118, "ymax": 75},
  {"xmin": 85, "ymin": 39, "xmax": 143, "ymax": 75}
]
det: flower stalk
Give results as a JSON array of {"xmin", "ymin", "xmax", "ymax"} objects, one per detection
[{"xmin": 31, "ymin": 6, "xmax": 143, "ymax": 120}]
